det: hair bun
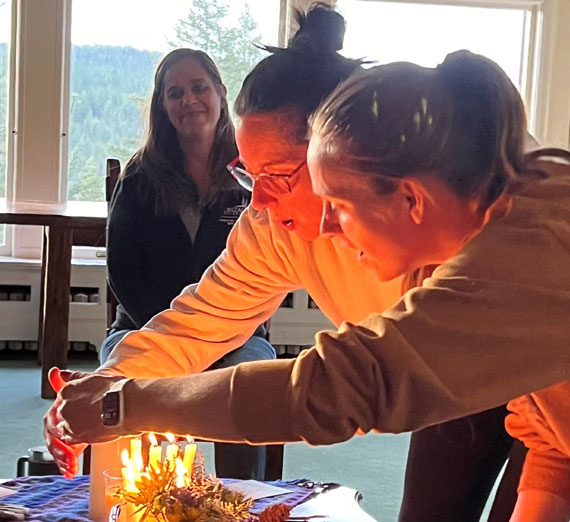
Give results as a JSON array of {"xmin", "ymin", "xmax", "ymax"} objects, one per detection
[{"xmin": 290, "ymin": 3, "xmax": 346, "ymax": 54}]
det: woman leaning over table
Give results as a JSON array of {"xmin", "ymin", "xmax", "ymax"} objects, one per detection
[
  {"xmin": 55, "ymin": 50, "xmax": 570, "ymax": 522},
  {"xmin": 46, "ymin": 3, "xmax": 381, "ymax": 482},
  {"xmin": 101, "ymin": 48, "xmax": 275, "ymax": 480}
]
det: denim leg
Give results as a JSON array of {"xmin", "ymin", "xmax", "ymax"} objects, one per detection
[
  {"xmin": 209, "ymin": 336, "xmax": 276, "ymax": 480},
  {"xmin": 210, "ymin": 335, "xmax": 276, "ymax": 368},
  {"xmin": 99, "ymin": 329, "xmax": 132, "ymax": 365}
]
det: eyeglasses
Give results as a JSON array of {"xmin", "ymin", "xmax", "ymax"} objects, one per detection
[{"xmin": 227, "ymin": 156, "xmax": 306, "ymax": 196}]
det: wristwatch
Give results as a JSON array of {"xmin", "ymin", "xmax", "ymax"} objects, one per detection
[{"xmin": 101, "ymin": 378, "xmax": 131, "ymax": 427}]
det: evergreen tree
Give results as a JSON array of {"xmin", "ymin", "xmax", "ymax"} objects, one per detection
[
  {"xmin": 67, "ymin": 155, "xmax": 105, "ymax": 202},
  {"xmin": 170, "ymin": 0, "xmax": 264, "ymax": 108},
  {"xmin": 66, "ymin": 46, "xmax": 160, "ymax": 201}
]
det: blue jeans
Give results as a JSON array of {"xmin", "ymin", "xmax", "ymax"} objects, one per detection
[{"xmin": 99, "ymin": 330, "xmax": 276, "ymax": 480}]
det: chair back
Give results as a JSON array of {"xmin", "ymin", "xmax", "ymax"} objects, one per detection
[
  {"xmin": 106, "ymin": 158, "xmax": 121, "ymax": 203},
  {"xmin": 105, "ymin": 158, "xmax": 121, "ymax": 328}
]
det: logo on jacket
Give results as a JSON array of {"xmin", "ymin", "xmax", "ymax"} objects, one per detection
[{"xmin": 219, "ymin": 198, "xmax": 248, "ymax": 225}]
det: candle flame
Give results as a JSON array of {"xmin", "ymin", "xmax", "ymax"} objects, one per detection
[
  {"xmin": 175, "ymin": 458, "xmax": 187, "ymax": 488},
  {"xmin": 165, "ymin": 432, "xmax": 176, "ymax": 444},
  {"xmin": 121, "ymin": 449, "xmax": 130, "ymax": 467},
  {"xmin": 121, "ymin": 448, "xmax": 138, "ymax": 493},
  {"xmin": 185, "ymin": 435, "xmax": 194, "ymax": 443},
  {"xmin": 134, "ymin": 451, "xmax": 144, "ymax": 473},
  {"xmin": 148, "ymin": 433, "xmax": 158, "ymax": 446}
]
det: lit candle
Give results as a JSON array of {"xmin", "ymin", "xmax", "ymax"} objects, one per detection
[
  {"xmin": 131, "ymin": 437, "xmax": 143, "ymax": 474},
  {"xmin": 165, "ymin": 433, "xmax": 179, "ymax": 467},
  {"xmin": 183, "ymin": 436, "xmax": 197, "ymax": 477},
  {"xmin": 175, "ymin": 458, "xmax": 187, "ymax": 488},
  {"xmin": 147, "ymin": 433, "xmax": 162, "ymax": 471},
  {"xmin": 121, "ymin": 450, "xmax": 137, "ymax": 493}
]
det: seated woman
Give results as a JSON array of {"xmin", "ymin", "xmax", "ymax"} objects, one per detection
[
  {"xmin": 55, "ymin": 48, "xmax": 570, "ymax": 493},
  {"xmin": 506, "ymin": 382, "xmax": 570, "ymax": 522},
  {"xmin": 101, "ymin": 47, "xmax": 275, "ymax": 480}
]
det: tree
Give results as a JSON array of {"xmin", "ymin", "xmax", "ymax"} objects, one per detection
[
  {"xmin": 67, "ymin": 155, "xmax": 105, "ymax": 202},
  {"xmin": 170, "ymin": 0, "xmax": 264, "ymax": 109},
  {"xmin": 66, "ymin": 46, "xmax": 160, "ymax": 201}
]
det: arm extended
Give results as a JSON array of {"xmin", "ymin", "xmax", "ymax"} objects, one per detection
[{"xmin": 101, "ymin": 207, "xmax": 301, "ymax": 378}]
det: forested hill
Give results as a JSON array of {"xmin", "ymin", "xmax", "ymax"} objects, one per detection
[{"xmin": 67, "ymin": 45, "xmax": 163, "ymax": 201}]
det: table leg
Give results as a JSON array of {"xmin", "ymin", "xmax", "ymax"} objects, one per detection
[{"xmin": 40, "ymin": 226, "xmax": 73, "ymax": 399}]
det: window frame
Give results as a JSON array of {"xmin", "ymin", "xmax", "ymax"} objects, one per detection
[
  {"xmin": 2, "ymin": 0, "xmax": 569, "ymax": 259},
  {"xmin": 0, "ymin": 0, "xmax": 17, "ymax": 256}
]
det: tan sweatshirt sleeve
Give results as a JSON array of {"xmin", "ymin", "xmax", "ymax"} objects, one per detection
[
  {"xmin": 119, "ymin": 170, "xmax": 570, "ymax": 441},
  {"xmin": 227, "ymin": 274, "xmax": 570, "ymax": 443},
  {"xmin": 100, "ymin": 208, "xmax": 301, "ymax": 378},
  {"xmin": 125, "ymin": 269, "xmax": 570, "ymax": 445}
]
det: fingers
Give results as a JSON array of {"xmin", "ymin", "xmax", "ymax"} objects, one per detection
[
  {"xmin": 52, "ymin": 438, "xmax": 79, "ymax": 479},
  {"xmin": 48, "ymin": 367, "xmax": 91, "ymax": 394},
  {"xmin": 59, "ymin": 369, "xmax": 90, "ymax": 383},
  {"xmin": 48, "ymin": 367, "xmax": 66, "ymax": 394},
  {"xmin": 43, "ymin": 401, "xmax": 81, "ymax": 479}
]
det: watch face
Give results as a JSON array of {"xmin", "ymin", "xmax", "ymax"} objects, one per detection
[{"xmin": 102, "ymin": 391, "xmax": 120, "ymax": 426}]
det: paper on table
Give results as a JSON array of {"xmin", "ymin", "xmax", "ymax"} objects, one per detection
[
  {"xmin": 225, "ymin": 480, "xmax": 291, "ymax": 500},
  {"xmin": 0, "ymin": 486, "xmax": 16, "ymax": 499}
]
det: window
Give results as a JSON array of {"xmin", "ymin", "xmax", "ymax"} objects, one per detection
[
  {"xmin": 0, "ymin": 0, "xmax": 11, "ymax": 248},
  {"xmin": 337, "ymin": 1, "xmax": 532, "ymax": 114},
  {"xmin": 67, "ymin": 0, "xmax": 280, "ymax": 202}
]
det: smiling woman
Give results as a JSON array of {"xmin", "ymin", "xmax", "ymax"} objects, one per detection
[
  {"xmin": 162, "ymin": 58, "xmax": 226, "ymax": 147},
  {"xmin": 97, "ymin": 48, "xmax": 276, "ymax": 480}
]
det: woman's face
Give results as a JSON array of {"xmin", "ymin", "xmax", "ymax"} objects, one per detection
[
  {"xmin": 235, "ymin": 110, "xmax": 323, "ymax": 241},
  {"xmin": 307, "ymin": 137, "xmax": 437, "ymax": 280},
  {"xmin": 162, "ymin": 58, "xmax": 225, "ymax": 140}
]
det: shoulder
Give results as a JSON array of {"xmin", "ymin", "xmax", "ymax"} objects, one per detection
[
  {"xmin": 111, "ymin": 166, "xmax": 154, "ymax": 211},
  {"xmin": 435, "ymin": 170, "xmax": 570, "ymax": 285}
]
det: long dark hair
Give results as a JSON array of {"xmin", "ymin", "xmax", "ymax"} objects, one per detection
[
  {"xmin": 234, "ymin": 3, "xmax": 361, "ymax": 142},
  {"xmin": 311, "ymin": 50, "xmax": 570, "ymax": 217},
  {"xmin": 125, "ymin": 48, "xmax": 237, "ymax": 216}
]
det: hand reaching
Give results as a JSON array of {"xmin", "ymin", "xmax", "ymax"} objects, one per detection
[
  {"xmin": 57, "ymin": 371, "xmax": 125, "ymax": 445},
  {"xmin": 43, "ymin": 367, "xmax": 89, "ymax": 479}
]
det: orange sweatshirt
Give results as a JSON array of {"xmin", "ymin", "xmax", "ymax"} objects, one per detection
[
  {"xmin": 101, "ymin": 204, "xmax": 403, "ymax": 377},
  {"xmin": 120, "ymin": 160, "xmax": 570, "ymax": 443},
  {"xmin": 506, "ymin": 382, "xmax": 570, "ymax": 504}
]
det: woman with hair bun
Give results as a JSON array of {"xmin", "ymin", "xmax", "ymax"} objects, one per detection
[{"xmin": 46, "ymin": 0, "xmax": 405, "ymax": 478}]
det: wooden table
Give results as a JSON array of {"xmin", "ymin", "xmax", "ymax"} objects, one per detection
[{"xmin": 0, "ymin": 199, "xmax": 107, "ymax": 398}]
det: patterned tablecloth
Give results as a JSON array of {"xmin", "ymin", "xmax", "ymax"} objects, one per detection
[{"xmin": 0, "ymin": 475, "xmax": 319, "ymax": 521}]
